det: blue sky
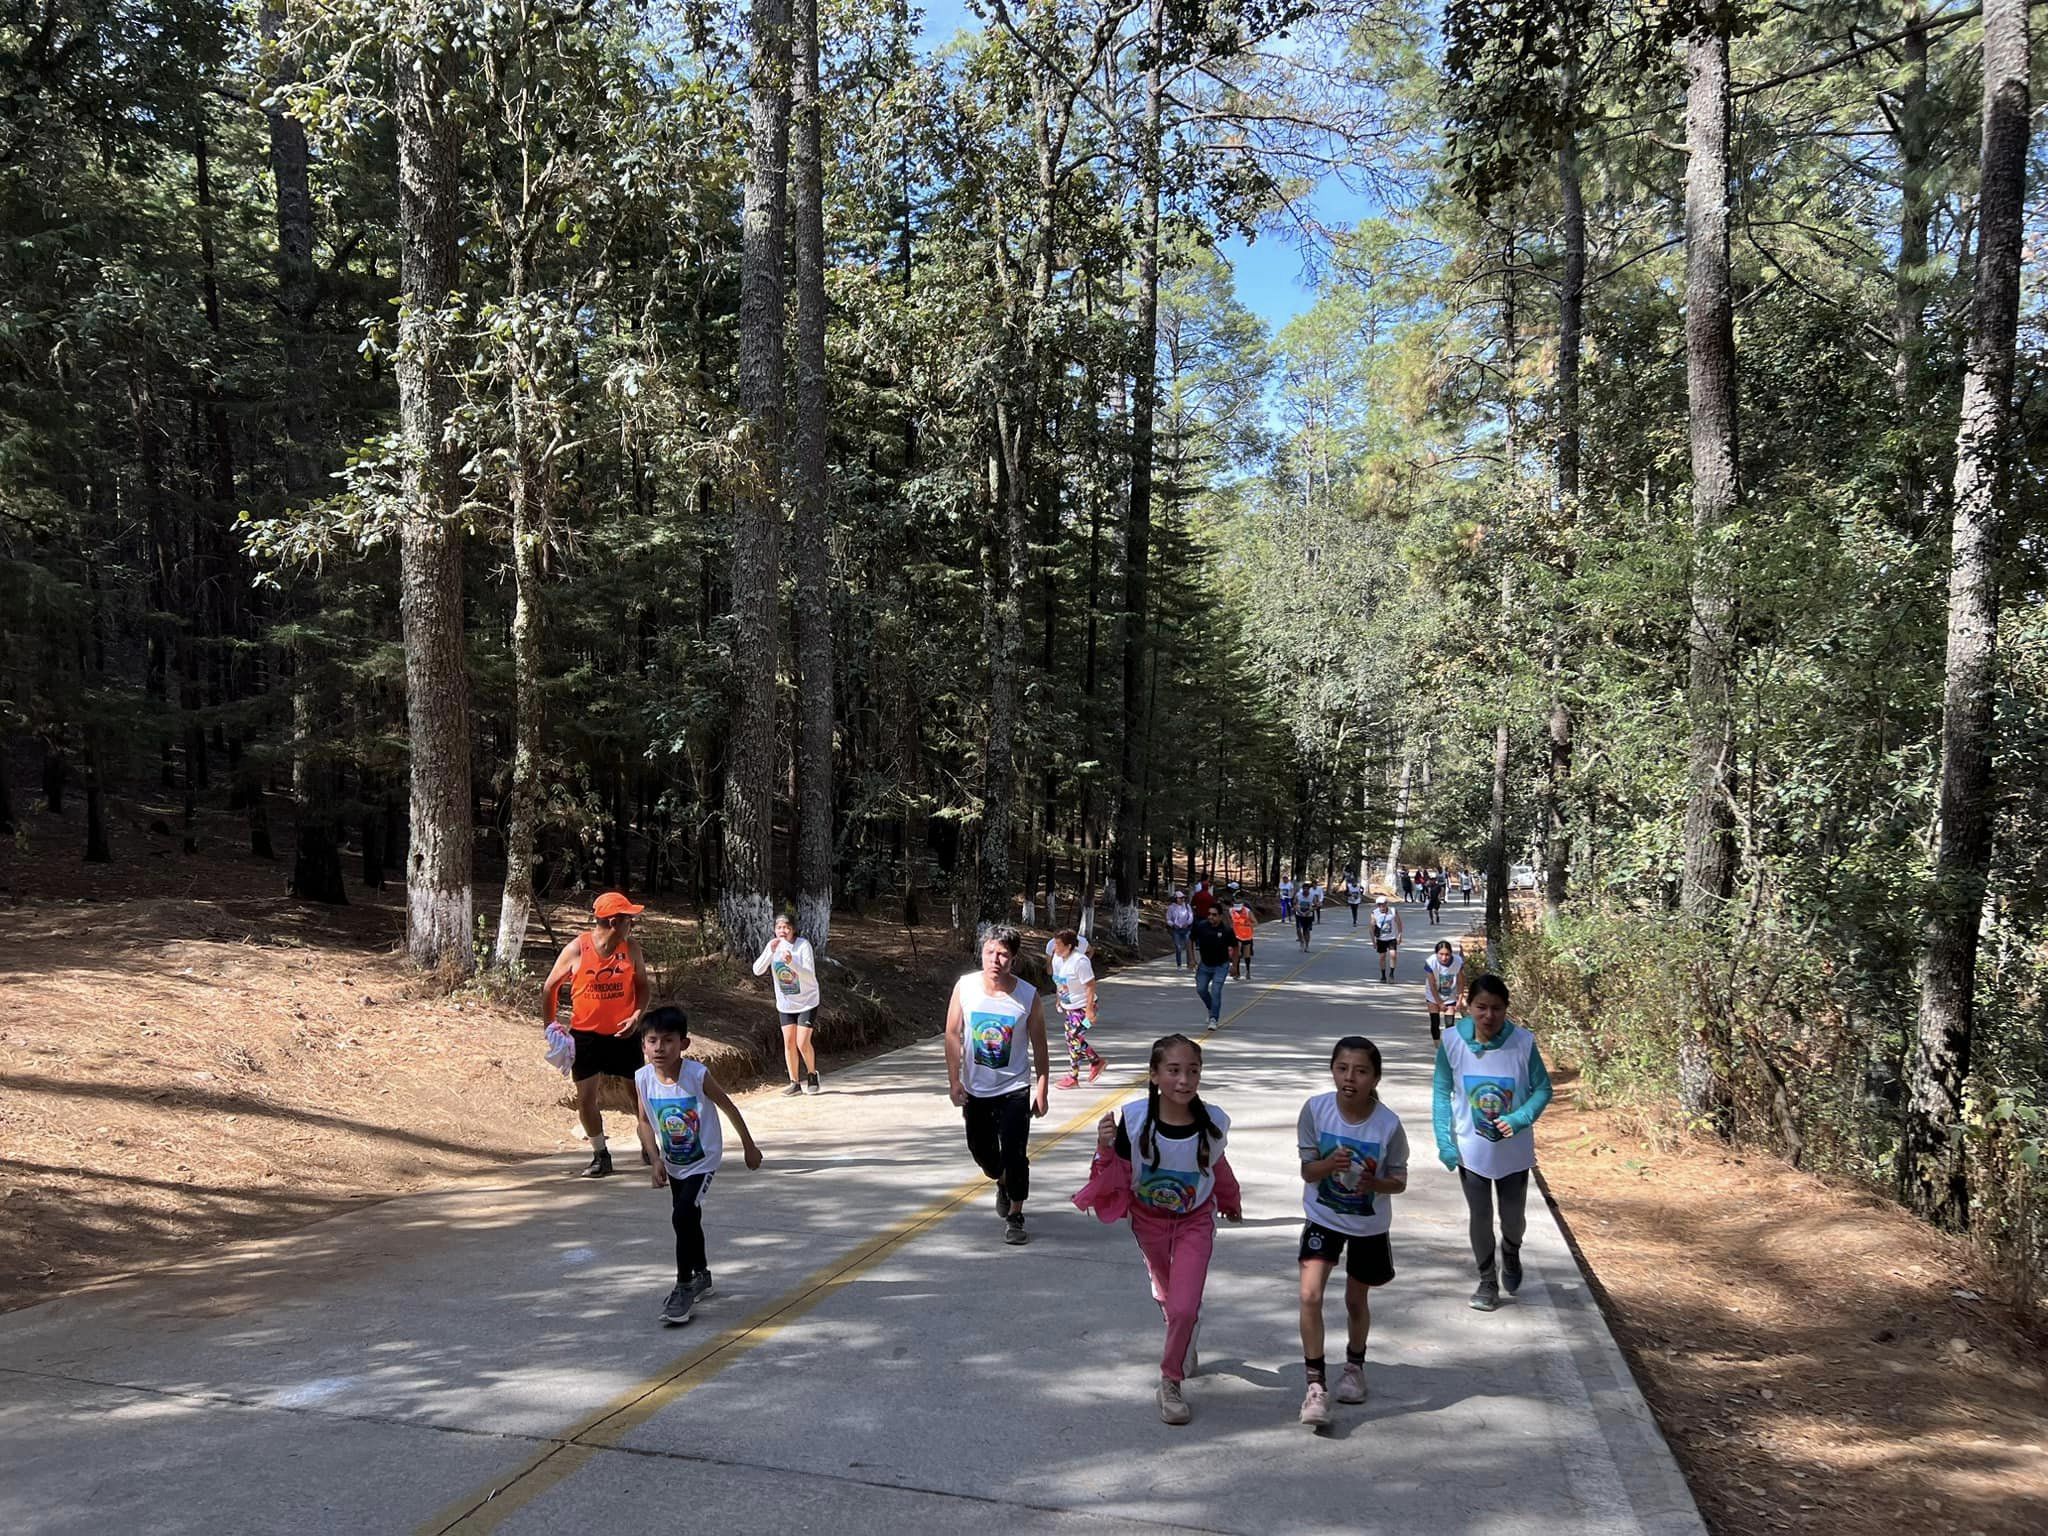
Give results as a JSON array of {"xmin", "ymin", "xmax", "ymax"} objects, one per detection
[{"xmin": 913, "ymin": 0, "xmax": 1351, "ymax": 337}]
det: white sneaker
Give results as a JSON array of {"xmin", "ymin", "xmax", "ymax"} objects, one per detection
[
  {"xmin": 1299, "ymin": 1381, "xmax": 1331, "ymax": 1427},
  {"xmin": 1336, "ymin": 1361, "xmax": 1367, "ymax": 1403},
  {"xmin": 1158, "ymin": 1376, "xmax": 1191, "ymax": 1426}
]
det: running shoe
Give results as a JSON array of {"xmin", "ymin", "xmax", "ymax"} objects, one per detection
[
  {"xmin": 1087, "ymin": 1058, "xmax": 1107, "ymax": 1084},
  {"xmin": 687, "ymin": 1270, "xmax": 715, "ymax": 1300},
  {"xmin": 1003, "ymin": 1214, "xmax": 1028, "ymax": 1246},
  {"xmin": 781, "ymin": 1080, "xmax": 804, "ymax": 1097},
  {"xmin": 804, "ymin": 1073, "xmax": 821, "ymax": 1095},
  {"xmin": 660, "ymin": 1286, "xmax": 694, "ymax": 1325},
  {"xmin": 578, "ymin": 1149, "xmax": 613, "ymax": 1179},
  {"xmin": 1056, "ymin": 1074, "xmax": 1080, "ymax": 1090},
  {"xmin": 1502, "ymin": 1248, "xmax": 1523, "ymax": 1295},
  {"xmin": 1158, "ymin": 1377, "xmax": 1191, "ymax": 1426},
  {"xmin": 1298, "ymin": 1381, "xmax": 1331, "ymax": 1427},
  {"xmin": 1471, "ymin": 1276, "xmax": 1501, "ymax": 1312},
  {"xmin": 1336, "ymin": 1361, "xmax": 1367, "ymax": 1403}
]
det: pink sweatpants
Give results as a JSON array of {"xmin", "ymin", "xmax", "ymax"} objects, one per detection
[{"xmin": 1129, "ymin": 1203, "xmax": 1217, "ymax": 1383}]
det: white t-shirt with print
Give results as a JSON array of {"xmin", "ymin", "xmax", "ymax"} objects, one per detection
[
  {"xmin": 954, "ymin": 974, "xmax": 1038, "ymax": 1098},
  {"xmin": 1425, "ymin": 954, "xmax": 1465, "ymax": 1008},
  {"xmin": 1297, "ymin": 1093, "xmax": 1408, "ymax": 1237},
  {"xmin": 1442, "ymin": 1025, "xmax": 1538, "ymax": 1179},
  {"xmin": 636, "ymin": 1060, "xmax": 724, "ymax": 1179},
  {"xmin": 754, "ymin": 937, "xmax": 820, "ymax": 1014},
  {"xmin": 1050, "ymin": 949, "xmax": 1095, "ymax": 1016}
]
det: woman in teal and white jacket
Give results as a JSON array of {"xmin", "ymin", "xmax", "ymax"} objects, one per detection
[{"xmin": 1431, "ymin": 973, "xmax": 1553, "ymax": 1313}]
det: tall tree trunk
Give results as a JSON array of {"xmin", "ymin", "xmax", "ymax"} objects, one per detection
[
  {"xmin": 982, "ymin": 411, "xmax": 1027, "ymax": 931},
  {"xmin": 1679, "ymin": 2, "xmax": 1739, "ymax": 1130},
  {"xmin": 791, "ymin": 0, "xmax": 835, "ymax": 955},
  {"xmin": 722, "ymin": 0, "xmax": 792, "ymax": 959},
  {"xmin": 1544, "ymin": 93, "xmax": 1584, "ymax": 922},
  {"xmin": 1907, "ymin": 0, "xmax": 2029, "ymax": 1231},
  {"xmin": 1110, "ymin": 0, "xmax": 1163, "ymax": 949},
  {"xmin": 1892, "ymin": 3, "xmax": 1936, "ymax": 528},
  {"xmin": 493, "ymin": 405, "xmax": 546, "ymax": 967},
  {"xmin": 395, "ymin": 20, "xmax": 475, "ymax": 976},
  {"xmin": 1382, "ymin": 748, "xmax": 1412, "ymax": 890}
]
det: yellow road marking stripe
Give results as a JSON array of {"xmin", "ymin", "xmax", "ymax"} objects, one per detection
[{"xmin": 421, "ymin": 930, "xmax": 1349, "ymax": 1534}]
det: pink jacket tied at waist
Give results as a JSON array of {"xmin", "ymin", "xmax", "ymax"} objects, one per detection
[{"xmin": 1072, "ymin": 1147, "xmax": 1243, "ymax": 1224}]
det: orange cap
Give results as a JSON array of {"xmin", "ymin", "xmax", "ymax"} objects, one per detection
[{"xmin": 593, "ymin": 892, "xmax": 645, "ymax": 919}]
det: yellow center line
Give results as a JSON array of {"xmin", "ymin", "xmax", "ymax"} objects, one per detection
[{"xmin": 420, "ymin": 926, "xmax": 1352, "ymax": 1535}]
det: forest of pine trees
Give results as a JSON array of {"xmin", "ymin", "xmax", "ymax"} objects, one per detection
[{"xmin": 1, "ymin": 1, "xmax": 2042, "ymax": 1287}]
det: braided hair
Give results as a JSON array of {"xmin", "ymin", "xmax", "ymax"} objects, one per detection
[{"xmin": 1138, "ymin": 1033, "xmax": 1222, "ymax": 1173}]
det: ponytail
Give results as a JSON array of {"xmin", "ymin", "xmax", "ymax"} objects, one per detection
[
  {"xmin": 1190, "ymin": 1094, "xmax": 1218, "ymax": 1172},
  {"xmin": 1139, "ymin": 1081, "xmax": 1161, "ymax": 1165}
]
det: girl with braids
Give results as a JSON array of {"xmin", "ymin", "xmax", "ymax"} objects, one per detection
[{"xmin": 1073, "ymin": 1034, "xmax": 1242, "ymax": 1426}]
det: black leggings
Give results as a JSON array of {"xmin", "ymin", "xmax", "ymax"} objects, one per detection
[
  {"xmin": 1458, "ymin": 1166, "xmax": 1528, "ymax": 1278},
  {"xmin": 670, "ymin": 1172, "xmax": 710, "ymax": 1279},
  {"xmin": 963, "ymin": 1088, "xmax": 1033, "ymax": 1205}
]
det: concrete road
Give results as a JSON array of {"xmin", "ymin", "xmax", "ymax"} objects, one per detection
[{"xmin": 0, "ymin": 909, "xmax": 1703, "ymax": 1535}]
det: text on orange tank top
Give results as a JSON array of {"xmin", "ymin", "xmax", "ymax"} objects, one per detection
[{"xmin": 570, "ymin": 935, "xmax": 639, "ymax": 1035}]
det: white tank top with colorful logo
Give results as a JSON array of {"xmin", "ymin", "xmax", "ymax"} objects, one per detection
[
  {"xmin": 956, "ymin": 975, "xmax": 1037, "ymax": 1098},
  {"xmin": 1122, "ymin": 1099, "xmax": 1229, "ymax": 1216},
  {"xmin": 635, "ymin": 1060, "xmax": 723, "ymax": 1178},
  {"xmin": 1442, "ymin": 1024, "xmax": 1537, "ymax": 1179}
]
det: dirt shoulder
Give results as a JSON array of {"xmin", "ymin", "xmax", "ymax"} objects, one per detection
[{"xmin": 1536, "ymin": 1071, "xmax": 2048, "ymax": 1535}]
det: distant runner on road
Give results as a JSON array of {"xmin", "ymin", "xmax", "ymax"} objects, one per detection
[
  {"xmin": 1229, "ymin": 893, "xmax": 1257, "ymax": 980},
  {"xmin": 1370, "ymin": 895, "xmax": 1402, "ymax": 983},
  {"xmin": 1049, "ymin": 928, "xmax": 1108, "ymax": 1089},
  {"xmin": 1423, "ymin": 940, "xmax": 1466, "ymax": 1043},
  {"xmin": 946, "ymin": 926, "xmax": 1051, "ymax": 1246},
  {"xmin": 753, "ymin": 913, "xmax": 822, "ymax": 1097},
  {"xmin": 1344, "ymin": 878, "xmax": 1363, "ymax": 926},
  {"xmin": 542, "ymin": 892, "xmax": 652, "ymax": 1179}
]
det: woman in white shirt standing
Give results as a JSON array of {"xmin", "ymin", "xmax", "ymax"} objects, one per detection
[
  {"xmin": 753, "ymin": 914, "xmax": 823, "ymax": 1096},
  {"xmin": 1166, "ymin": 892, "xmax": 1195, "ymax": 969}
]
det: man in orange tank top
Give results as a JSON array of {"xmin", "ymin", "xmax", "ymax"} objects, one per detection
[{"xmin": 542, "ymin": 892, "xmax": 653, "ymax": 1178}]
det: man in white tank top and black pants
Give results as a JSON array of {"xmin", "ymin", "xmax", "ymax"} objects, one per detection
[
  {"xmin": 946, "ymin": 925, "xmax": 1052, "ymax": 1245},
  {"xmin": 1431, "ymin": 973, "xmax": 1554, "ymax": 1311}
]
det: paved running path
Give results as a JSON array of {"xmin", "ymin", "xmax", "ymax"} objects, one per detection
[{"xmin": 1, "ymin": 910, "xmax": 1703, "ymax": 1535}]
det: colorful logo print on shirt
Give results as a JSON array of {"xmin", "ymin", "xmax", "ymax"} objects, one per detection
[
  {"xmin": 656, "ymin": 1099, "xmax": 703, "ymax": 1166},
  {"xmin": 970, "ymin": 1013, "xmax": 1015, "ymax": 1069},
  {"xmin": 1135, "ymin": 1165, "xmax": 1200, "ymax": 1214},
  {"xmin": 1315, "ymin": 1134, "xmax": 1379, "ymax": 1215},
  {"xmin": 772, "ymin": 955, "xmax": 801, "ymax": 996},
  {"xmin": 1465, "ymin": 1074, "xmax": 1516, "ymax": 1141}
]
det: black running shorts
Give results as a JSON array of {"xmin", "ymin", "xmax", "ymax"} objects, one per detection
[
  {"xmin": 1298, "ymin": 1222, "xmax": 1395, "ymax": 1285},
  {"xmin": 571, "ymin": 1028, "xmax": 645, "ymax": 1082}
]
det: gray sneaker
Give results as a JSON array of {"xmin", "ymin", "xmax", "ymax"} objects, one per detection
[
  {"xmin": 661, "ymin": 1286, "xmax": 694, "ymax": 1325},
  {"xmin": 1502, "ymin": 1248, "xmax": 1523, "ymax": 1294},
  {"xmin": 1158, "ymin": 1376, "xmax": 1191, "ymax": 1425},
  {"xmin": 1471, "ymin": 1276, "xmax": 1501, "ymax": 1312},
  {"xmin": 687, "ymin": 1270, "xmax": 714, "ymax": 1300},
  {"xmin": 1003, "ymin": 1215, "xmax": 1028, "ymax": 1246}
]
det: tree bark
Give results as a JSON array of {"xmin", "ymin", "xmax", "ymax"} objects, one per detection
[
  {"xmin": 1544, "ymin": 93, "xmax": 1584, "ymax": 922},
  {"xmin": 395, "ymin": 20, "xmax": 475, "ymax": 976},
  {"xmin": 1110, "ymin": 0, "xmax": 1164, "ymax": 949},
  {"xmin": 723, "ymin": 0, "xmax": 791, "ymax": 959},
  {"xmin": 1907, "ymin": 0, "xmax": 2029, "ymax": 1231},
  {"xmin": 1382, "ymin": 747, "xmax": 1412, "ymax": 891},
  {"xmin": 1680, "ymin": 2, "xmax": 1739, "ymax": 1130},
  {"xmin": 791, "ymin": 0, "xmax": 835, "ymax": 956}
]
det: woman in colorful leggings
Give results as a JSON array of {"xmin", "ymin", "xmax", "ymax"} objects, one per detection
[{"xmin": 1048, "ymin": 929, "xmax": 1107, "ymax": 1088}]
